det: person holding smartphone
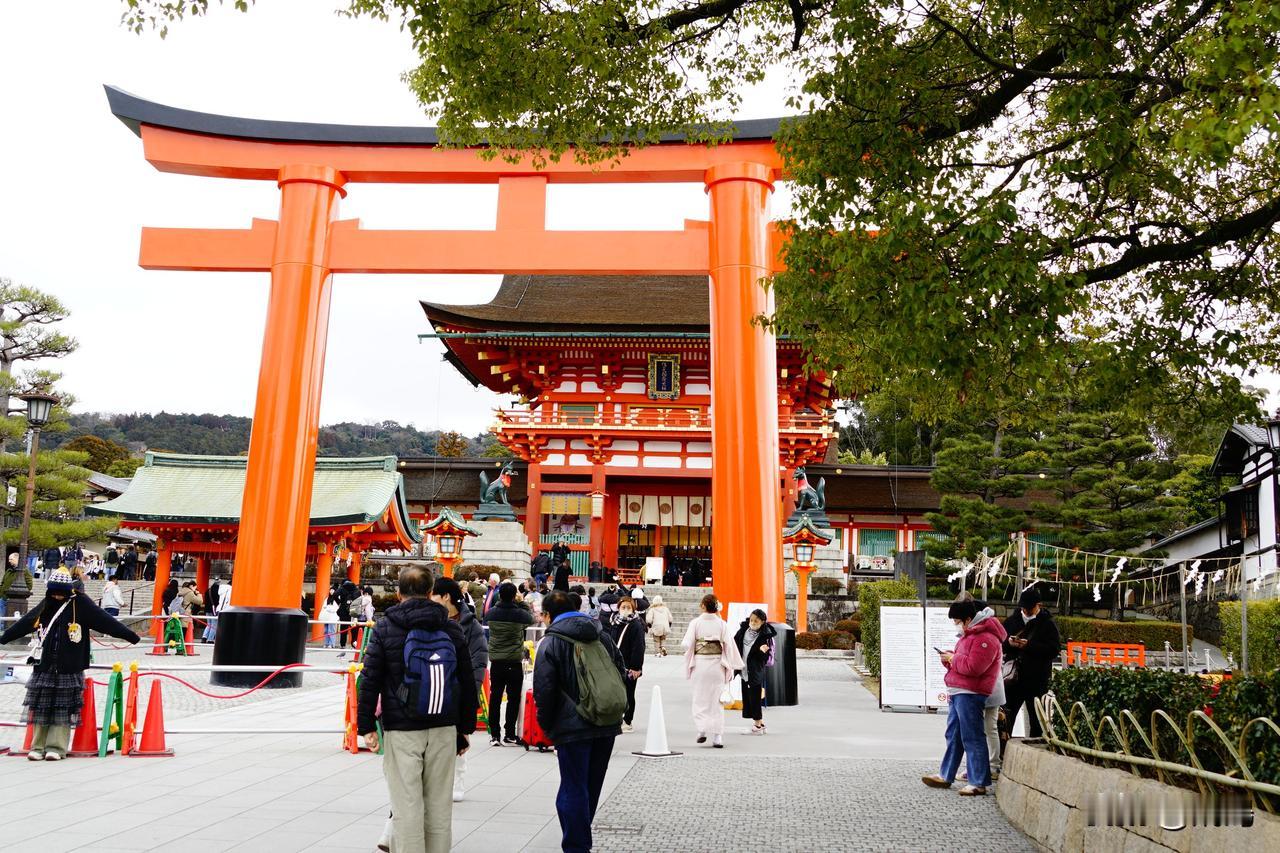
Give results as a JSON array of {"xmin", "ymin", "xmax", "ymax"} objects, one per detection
[{"xmin": 921, "ymin": 598, "xmax": 1007, "ymax": 796}]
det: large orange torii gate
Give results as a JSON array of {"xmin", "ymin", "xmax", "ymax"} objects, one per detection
[{"xmin": 107, "ymin": 86, "xmax": 790, "ymax": 676}]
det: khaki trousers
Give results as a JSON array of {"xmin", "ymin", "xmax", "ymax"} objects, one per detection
[{"xmin": 383, "ymin": 727, "xmax": 458, "ymax": 853}]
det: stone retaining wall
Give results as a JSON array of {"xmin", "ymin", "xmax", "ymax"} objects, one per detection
[{"xmin": 998, "ymin": 740, "xmax": 1279, "ymax": 852}]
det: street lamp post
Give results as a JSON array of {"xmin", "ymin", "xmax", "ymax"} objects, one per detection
[{"xmin": 7, "ymin": 392, "xmax": 58, "ymax": 617}]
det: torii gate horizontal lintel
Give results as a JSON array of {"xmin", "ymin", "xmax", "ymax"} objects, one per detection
[
  {"xmin": 139, "ymin": 217, "xmax": 789, "ymax": 275},
  {"xmin": 107, "ymin": 86, "xmax": 784, "ymax": 183}
]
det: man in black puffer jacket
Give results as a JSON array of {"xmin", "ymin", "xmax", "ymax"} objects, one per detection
[
  {"xmin": 534, "ymin": 590, "xmax": 625, "ymax": 853},
  {"xmin": 358, "ymin": 567, "xmax": 478, "ymax": 853}
]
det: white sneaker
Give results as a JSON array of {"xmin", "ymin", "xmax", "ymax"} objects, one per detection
[
  {"xmin": 712, "ymin": 734, "xmax": 723, "ymax": 748},
  {"xmin": 26, "ymin": 751, "xmax": 43, "ymax": 761},
  {"xmin": 746, "ymin": 725, "xmax": 765, "ymax": 736},
  {"xmin": 452, "ymin": 788, "xmax": 464, "ymax": 803},
  {"xmin": 620, "ymin": 722, "xmax": 634, "ymax": 733},
  {"xmin": 43, "ymin": 752, "xmax": 63, "ymax": 761}
]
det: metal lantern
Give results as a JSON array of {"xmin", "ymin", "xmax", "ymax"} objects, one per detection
[
  {"xmin": 423, "ymin": 508, "xmax": 481, "ymax": 579},
  {"xmin": 781, "ymin": 512, "xmax": 834, "ymax": 633},
  {"xmin": 20, "ymin": 392, "xmax": 58, "ymax": 428}
]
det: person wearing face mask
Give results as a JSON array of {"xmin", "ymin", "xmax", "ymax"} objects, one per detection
[
  {"xmin": 605, "ymin": 596, "xmax": 646, "ymax": 733},
  {"xmin": 1001, "ymin": 588, "xmax": 1061, "ymax": 740},
  {"xmin": 921, "ymin": 598, "xmax": 1007, "ymax": 796},
  {"xmin": 0, "ymin": 567, "xmax": 140, "ymax": 760},
  {"xmin": 734, "ymin": 609, "xmax": 777, "ymax": 735}
]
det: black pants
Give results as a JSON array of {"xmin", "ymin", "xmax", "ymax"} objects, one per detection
[
  {"xmin": 1002, "ymin": 682, "xmax": 1046, "ymax": 739},
  {"xmin": 623, "ymin": 675, "xmax": 639, "ymax": 725},
  {"xmin": 741, "ymin": 680, "xmax": 764, "ymax": 721},
  {"xmin": 488, "ymin": 660, "xmax": 523, "ymax": 739},
  {"xmin": 556, "ymin": 736, "xmax": 615, "ymax": 853}
]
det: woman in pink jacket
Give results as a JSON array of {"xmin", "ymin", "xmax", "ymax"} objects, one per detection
[{"xmin": 922, "ymin": 599, "xmax": 1007, "ymax": 796}]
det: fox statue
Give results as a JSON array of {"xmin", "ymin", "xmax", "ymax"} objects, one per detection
[
  {"xmin": 479, "ymin": 461, "xmax": 517, "ymax": 505},
  {"xmin": 794, "ymin": 467, "xmax": 826, "ymax": 512}
]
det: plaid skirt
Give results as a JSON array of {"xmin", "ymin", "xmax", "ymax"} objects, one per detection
[{"xmin": 21, "ymin": 671, "xmax": 84, "ymax": 728}]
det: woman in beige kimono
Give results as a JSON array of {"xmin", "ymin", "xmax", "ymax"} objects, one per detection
[{"xmin": 682, "ymin": 594, "xmax": 744, "ymax": 748}]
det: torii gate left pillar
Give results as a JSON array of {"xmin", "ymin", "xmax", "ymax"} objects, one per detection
[{"xmin": 106, "ymin": 87, "xmax": 790, "ymax": 684}]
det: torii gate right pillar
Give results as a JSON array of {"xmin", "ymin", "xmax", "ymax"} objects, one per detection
[{"xmin": 706, "ymin": 162, "xmax": 784, "ymax": 619}]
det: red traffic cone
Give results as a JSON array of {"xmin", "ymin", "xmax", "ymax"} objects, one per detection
[
  {"xmin": 130, "ymin": 680, "xmax": 173, "ymax": 757},
  {"xmin": 147, "ymin": 620, "xmax": 169, "ymax": 656},
  {"xmin": 8, "ymin": 722, "xmax": 35, "ymax": 757},
  {"xmin": 69, "ymin": 678, "xmax": 104, "ymax": 756},
  {"xmin": 183, "ymin": 619, "xmax": 198, "ymax": 656}
]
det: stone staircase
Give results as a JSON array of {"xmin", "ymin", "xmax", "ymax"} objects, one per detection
[
  {"xmin": 20, "ymin": 578, "xmax": 155, "ymax": 615},
  {"xmin": 639, "ymin": 584, "xmax": 715, "ymax": 654}
]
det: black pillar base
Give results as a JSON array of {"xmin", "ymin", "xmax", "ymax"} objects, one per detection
[{"xmin": 211, "ymin": 606, "xmax": 308, "ymax": 688}]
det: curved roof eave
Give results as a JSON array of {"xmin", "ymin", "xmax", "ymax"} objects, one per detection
[{"xmin": 105, "ymin": 85, "xmax": 786, "ymax": 146}]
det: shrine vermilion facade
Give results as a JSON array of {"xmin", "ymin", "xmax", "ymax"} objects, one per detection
[
  {"xmin": 107, "ymin": 85, "xmax": 804, "ymax": 671},
  {"xmin": 422, "ymin": 275, "xmax": 833, "ymax": 578}
]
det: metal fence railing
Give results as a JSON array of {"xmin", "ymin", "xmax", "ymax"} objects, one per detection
[{"xmin": 1034, "ymin": 694, "xmax": 1280, "ymax": 813}]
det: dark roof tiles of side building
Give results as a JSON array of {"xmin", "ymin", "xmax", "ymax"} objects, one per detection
[{"xmin": 422, "ymin": 275, "xmax": 710, "ymax": 332}]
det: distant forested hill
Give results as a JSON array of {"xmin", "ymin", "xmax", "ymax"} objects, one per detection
[{"xmin": 46, "ymin": 412, "xmax": 500, "ymax": 458}]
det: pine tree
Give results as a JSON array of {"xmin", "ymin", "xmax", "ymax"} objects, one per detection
[{"xmin": 924, "ymin": 425, "xmax": 1037, "ymax": 561}]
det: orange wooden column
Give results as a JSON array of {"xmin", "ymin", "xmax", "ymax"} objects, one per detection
[
  {"xmin": 347, "ymin": 551, "xmax": 362, "ymax": 585},
  {"xmin": 524, "ymin": 462, "xmax": 543, "ymax": 551},
  {"xmin": 311, "ymin": 545, "xmax": 335, "ymax": 642},
  {"xmin": 705, "ymin": 162, "xmax": 784, "ymax": 619},
  {"xmin": 589, "ymin": 465, "xmax": 606, "ymax": 567},
  {"xmin": 149, "ymin": 546, "xmax": 172, "ymax": 638},
  {"xmin": 229, "ymin": 164, "xmax": 345, "ymax": 611}
]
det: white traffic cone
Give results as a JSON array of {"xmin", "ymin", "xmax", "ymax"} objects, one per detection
[{"xmin": 631, "ymin": 684, "xmax": 681, "ymax": 758}]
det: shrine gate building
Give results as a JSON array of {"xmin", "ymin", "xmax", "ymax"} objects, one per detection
[{"xmin": 419, "ymin": 274, "xmax": 938, "ymax": 584}]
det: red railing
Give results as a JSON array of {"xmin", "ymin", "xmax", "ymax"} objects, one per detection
[{"xmin": 492, "ymin": 408, "xmax": 830, "ymax": 434}]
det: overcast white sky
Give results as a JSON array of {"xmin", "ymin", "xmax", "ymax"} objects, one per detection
[{"xmin": 0, "ymin": 1, "xmax": 1274, "ymax": 438}]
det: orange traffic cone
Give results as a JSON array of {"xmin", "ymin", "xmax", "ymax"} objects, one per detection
[
  {"xmin": 342, "ymin": 667, "xmax": 359, "ymax": 754},
  {"xmin": 147, "ymin": 619, "xmax": 169, "ymax": 656},
  {"xmin": 8, "ymin": 722, "xmax": 34, "ymax": 757},
  {"xmin": 69, "ymin": 678, "xmax": 104, "ymax": 756},
  {"xmin": 122, "ymin": 668, "xmax": 140, "ymax": 755},
  {"xmin": 183, "ymin": 619, "xmax": 198, "ymax": 656},
  {"xmin": 130, "ymin": 680, "xmax": 173, "ymax": 757}
]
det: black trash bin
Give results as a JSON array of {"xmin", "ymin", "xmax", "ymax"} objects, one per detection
[{"xmin": 764, "ymin": 621, "xmax": 798, "ymax": 706}]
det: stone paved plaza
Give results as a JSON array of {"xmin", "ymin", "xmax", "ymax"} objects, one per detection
[{"xmin": 0, "ymin": 651, "xmax": 1033, "ymax": 852}]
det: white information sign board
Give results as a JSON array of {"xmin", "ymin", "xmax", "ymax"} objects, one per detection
[
  {"xmin": 879, "ymin": 606, "xmax": 927, "ymax": 707},
  {"xmin": 925, "ymin": 608, "xmax": 959, "ymax": 707},
  {"xmin": 880, "ymin": 604, "xmax": 959, "ymax": 710},
  {"xmin": 643, "ymin": 557, "xmax": 664, "ymax": 583}
]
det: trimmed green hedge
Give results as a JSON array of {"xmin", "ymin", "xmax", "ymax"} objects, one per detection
[
  {"xmin": 1219, "ymin": 599, "xmax": 1280, "ymax": 675},
  {"xmin": 834, "ymin": 618, "xmax": 861, "ymax": 641},
  {"xmin": 810, "ymin": 577, "xmax": 844, "ymax": 595},
  {"xmin": 1055, "ymin": 616, "xmax": 1188, "ymax": 649},
  {"xmin": 1051, "ymin": 667, "xmax": 1280, "ymax": 808},
  {"xmin": 795, "ymin": 631, "xmax": 824, "ymax": 650},
  {"xmin": 822, "ymin": 630, "xmax": 855, "ymax": 650},
  {"xmin": 858, "ymin": 579, "xmax": 918, "ymax": 677}
]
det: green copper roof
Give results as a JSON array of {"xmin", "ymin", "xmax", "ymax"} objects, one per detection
[
  {"xmin": 423, "ymin": 507, "xmax": 482, "ymax": 537},
  {"xmin": 782, "ymin": 512, "xmax": 834, "ymax": 542},
  {"xmin": 86, "ymin": 452, "xmax": 421, "ymax": 540}
]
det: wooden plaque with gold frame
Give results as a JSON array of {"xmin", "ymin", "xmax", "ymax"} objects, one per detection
[{"xmin": 647, "ymin": 354, "xmax": 681, "ymax": 400}]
